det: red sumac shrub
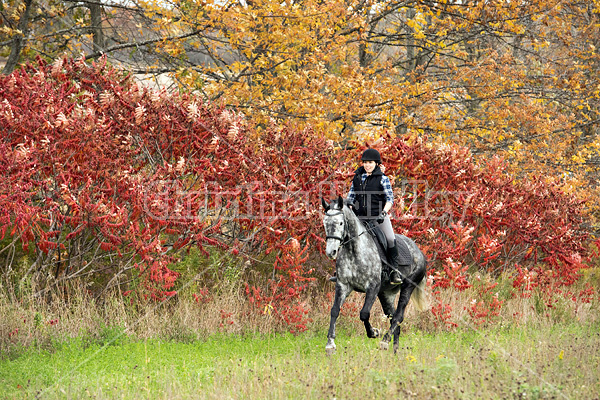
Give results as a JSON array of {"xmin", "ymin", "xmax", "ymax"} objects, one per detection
[
  {"xmin": 245, "ymin": 239, "xmax": 315, "ymax": 332},
  {"xmin": 0, "ymin": 57, "xmax": 334, "ymax": 303}
]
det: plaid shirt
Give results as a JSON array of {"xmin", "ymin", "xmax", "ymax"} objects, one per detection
[{"xmin": 347, "ymin": 174, "xmax": 394, "ymax": 205}]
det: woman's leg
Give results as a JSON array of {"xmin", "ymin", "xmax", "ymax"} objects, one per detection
[
  {"xmin": 379, "ymin": 216, "xmax": 396, "ymax": 248},
  {"xmin": 379, "ymin": 216, "xmax": 402, "ymax": 284}
]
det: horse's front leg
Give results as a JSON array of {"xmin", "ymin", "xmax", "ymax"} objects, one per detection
[
  {"xmin": 326, "ymin": 283, "xmax": 351, "ymax": 355},
  {"xmin": 361, "ymin": 285, "xmax": 381, "ymax": 339}
]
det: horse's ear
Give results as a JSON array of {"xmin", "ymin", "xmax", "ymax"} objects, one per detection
[
  {"xmin": 321, "ymin": 197, "xmax": 330, "ymax": 212},
  {"xmin": 337, "ymin": 196, "xmax": 344, "ymax": 209}
]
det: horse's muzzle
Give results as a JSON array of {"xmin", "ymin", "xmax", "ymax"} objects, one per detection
[
  {"xmin": 325, "ymin": 243, "xmax": 339, "ymax": 260},
  {"xmin": 326, "ymin": 249, "xmax": 338, "ymax": 260}
]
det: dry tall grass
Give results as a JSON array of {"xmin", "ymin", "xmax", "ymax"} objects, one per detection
[{"xmin": 1, "ymin": 270, "xmax": 598, "ymax": 358}]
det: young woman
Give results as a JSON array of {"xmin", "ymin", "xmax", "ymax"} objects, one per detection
[{"xmin": 330, "ymin": 148, "xmax": 404, "ymax": 284}]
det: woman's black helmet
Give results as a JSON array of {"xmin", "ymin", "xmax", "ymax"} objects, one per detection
[{"xmin": 361, "ymin": 148, "xmax": 381, "ymax": 163}]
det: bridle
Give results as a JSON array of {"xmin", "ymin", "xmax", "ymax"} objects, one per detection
[{"xmin": 324, "ymin": 210, "xmax": 347, "ymax": 244}]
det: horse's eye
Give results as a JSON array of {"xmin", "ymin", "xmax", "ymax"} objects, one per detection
[{"xmin": 339, "ymin": 222, "xmax": 343, "ymax": 226}]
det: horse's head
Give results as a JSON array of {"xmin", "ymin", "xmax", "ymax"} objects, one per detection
[{"xmin": 322, "ymin": 196, "xmax": 346, "ymax": 260}]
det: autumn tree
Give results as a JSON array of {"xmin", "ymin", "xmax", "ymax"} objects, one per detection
[
  {"xmin": 0, "ymin": 0, "xmax": 173, "ymax": 74},
  {"xmin": 175, "ymin": 0, "xmax": 600, "ymax": 222}
]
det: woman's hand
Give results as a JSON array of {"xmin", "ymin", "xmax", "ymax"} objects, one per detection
[{"xmin": 377, "ymin": 211, "xmax": 387, "ymax": 224}]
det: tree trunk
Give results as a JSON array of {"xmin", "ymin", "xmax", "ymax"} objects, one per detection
[
  {"xmin": 2, "ymin": 0, "xmax": 34, "ymax": 75},
  {"xmin": 89, "ymin": 2, "xmax": 105, "ymax": 56}
]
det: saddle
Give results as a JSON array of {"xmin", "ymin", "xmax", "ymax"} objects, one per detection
[{"xmin": 362, "ymin": 220, "xmax": 413, "ymax": 277}]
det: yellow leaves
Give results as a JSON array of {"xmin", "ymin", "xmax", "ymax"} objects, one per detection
[
  {"xmin": 570, "ymin": 154, "xmax": 586, "ymax": 165},
  {"xmin": 504, "ymin": 19, "xmax": 526, "ymax": 35},
  {"xmin": 509, "ymin": 140, "xmax": 522, "ymax": 153},
  {"xmin": 406, "ymin": 19, "xmax": 418, "ymax": 30},
  {"xmin": 0, "ymin": 25, "xmax": 15, "ymax": 36},
  {"xmin": 407, "ymin": 12, "xmax": 428, "ymax": 40},
  {"xmin": 532, "ymin": 39, "xmax": 550, "ymax": 51},
  {"xmin": 157, "ymin": 40, "xmax": 185, "ymax": 57}
]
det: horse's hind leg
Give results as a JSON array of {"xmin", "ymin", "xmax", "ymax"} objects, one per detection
[
  {"xmin": 393, "ymin": 325, "xmax": 402, "ymax": 354},
  {"xmin": 361, "ymin": 287, "xmax": 380, "ymax": 339},
  {"xmin": 381, "ymin": 262, "xmax": 426, "ymax": 352},
  {"xmin": 380, "ymin": 283, "xmax": 414, "ymax": 351},
  {"xmin": 326, "ymin": 284, "xmax": 350, "ymax": 355}
]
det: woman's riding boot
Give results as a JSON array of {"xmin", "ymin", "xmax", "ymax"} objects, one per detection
[
  {"xmin": 387, "ymin": 245, "xmax": 404, "ymax": 285},
  {"xmin": 329, "ymin": 272, "xmax": 337, "ymax": 283}
]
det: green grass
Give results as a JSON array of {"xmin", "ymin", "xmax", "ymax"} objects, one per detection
[{"xmin": 2, "ymin": 322, "xmax": 599, "ymax": 399}]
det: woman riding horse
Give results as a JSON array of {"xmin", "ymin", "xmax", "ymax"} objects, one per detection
[{"xmin": 329, "ymin": 148, "xmax": 406, "ymax": 285}]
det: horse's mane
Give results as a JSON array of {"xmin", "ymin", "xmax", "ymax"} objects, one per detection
[{"xmin": 341, "ymin": 203, "xmax": 366, "ymax": 241}]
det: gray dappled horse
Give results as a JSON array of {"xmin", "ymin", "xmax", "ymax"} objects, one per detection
[{"xmin": 322, "ymin": 196, "xmax": 428, "ymax": 354}]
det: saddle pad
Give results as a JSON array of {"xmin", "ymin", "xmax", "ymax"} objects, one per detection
[{"xmin": 394, "ymin": 238, "xmax": 413, "ymax": 266}]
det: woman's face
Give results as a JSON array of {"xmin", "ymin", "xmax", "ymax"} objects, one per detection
[{"xmin": 362, "ymin": 160, "xmax": 377, "ymax": 174}]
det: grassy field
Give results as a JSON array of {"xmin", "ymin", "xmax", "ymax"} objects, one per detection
[
  {"xmin": 2, "ymin": 269, "xmax": 599, "ymax": 399},
  {"xmin": 1, "ymin": 321, "xmax": 599, "ymax": 399}
]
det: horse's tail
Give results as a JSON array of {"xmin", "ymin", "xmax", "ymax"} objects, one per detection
[{"xmin": 411, "ymin": 275, "xmax": 429, "ymax": 312}]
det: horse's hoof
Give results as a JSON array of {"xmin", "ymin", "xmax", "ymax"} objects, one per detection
[
  {"xmin": 379, "ymin": 341, "xmax": 389, "ymax": 351},
  {"xmin": 326, "ymin": 346, "xmax": 336, "ymax": 356},
  {"xmin": 372, "ymin": 328, "xmax": 380, "ymax": 338}
]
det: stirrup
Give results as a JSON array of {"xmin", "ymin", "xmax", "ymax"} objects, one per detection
[{"xmin": 390, "ymin": 271, "xmax": 403, "ymax": 285}]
